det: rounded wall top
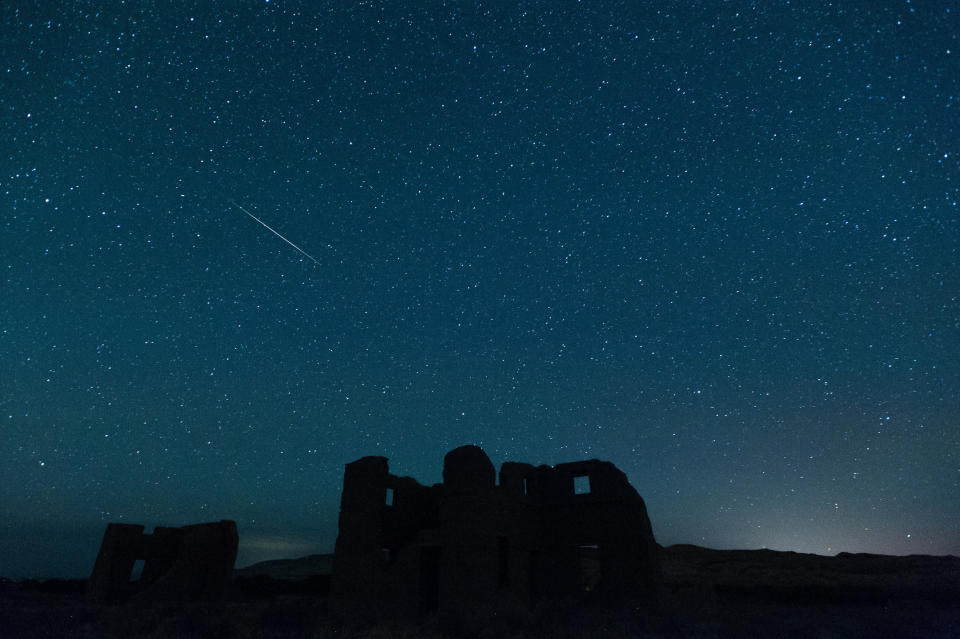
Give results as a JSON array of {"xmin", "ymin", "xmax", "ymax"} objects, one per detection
[{"xmin": 443, "ymin": 445, "xmax": 495, "ymax": 492}]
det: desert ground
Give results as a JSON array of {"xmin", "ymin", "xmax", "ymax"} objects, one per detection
[{"xmin": 2, "ymin": 545, "xmax": 958, "ymax": 638}]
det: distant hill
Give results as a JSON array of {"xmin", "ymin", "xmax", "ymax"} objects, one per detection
[
  {"xmin": 234, "ymin": 553, "xmax": 332, "ymax": 580},
  {"xmin": 661, "ymin": 543, "xmax": 960, "ymax": 602}
]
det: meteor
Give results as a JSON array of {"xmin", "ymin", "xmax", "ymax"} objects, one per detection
[{"xmin": 230, "ymin": 200, "xmax": 320, "ymax": 265}]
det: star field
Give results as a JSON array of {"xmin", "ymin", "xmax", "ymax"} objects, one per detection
[{"xmin": 1, "ymin": 2, "xmax": 958, "ymax": 578}]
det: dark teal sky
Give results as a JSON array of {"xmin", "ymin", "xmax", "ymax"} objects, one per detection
[{"xmin": 2, "ymin": 1, "xmax": 958, "ymax": 578}]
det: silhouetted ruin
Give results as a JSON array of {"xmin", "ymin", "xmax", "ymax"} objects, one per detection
[
  {"xmin": 332, "ymin": 445, "xmax": 660, "ymax": 620},
  {"xmin": 88, "ymin": 520, "xmax": 238, "ymax": 605}
]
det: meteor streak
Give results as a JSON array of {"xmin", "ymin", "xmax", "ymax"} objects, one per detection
[{"xmin": 230, "ymin": 200, "xmax": 320, "ymax": 264}]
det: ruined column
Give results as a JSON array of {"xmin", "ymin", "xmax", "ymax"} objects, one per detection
[
  {"xmin": 87, "ymin": 523, "xmax": 145, "ymax": 604},
  {"xmin": 331, "ymin": 456, "xmax": 390, "ymax": 609}
]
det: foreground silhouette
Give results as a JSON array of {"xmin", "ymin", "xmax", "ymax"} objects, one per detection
[
  {"xmin": 3, "ymin": 545, "xmax": 959, "ymax": 638},
  {"xmin": 1, "ymin": 446, "xmax": 957, "ymax": 637},
  {"xmin": 332, "ymin": 445, "xmax": 661, "ymax": 624},
  {"xmin": 87, "ymin": 520, "xmax": 238, "ymax": 604}
]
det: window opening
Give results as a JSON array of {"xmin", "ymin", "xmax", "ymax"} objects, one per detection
[
  {"xmin": 577, "ymin": 544, "xmax": 601, "ymax": 592},
  {"xmin": 574, "ymin": 475, "xmax": 591, "ymax": 495}
]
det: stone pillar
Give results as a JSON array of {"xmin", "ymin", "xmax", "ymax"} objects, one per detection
[
  {"xmin": 331, "ymin": 456, "xmax": 390, "ymax": 610},
  {"xmin": 87, "ymin": 523, "xmax": 145, "ymax": 604},
  {"xmin": 439, "ymin": 446, "xmax": 499, "ymax": 619}
]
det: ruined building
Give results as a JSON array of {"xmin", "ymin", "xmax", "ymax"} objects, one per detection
[
  {"xmin": 332, "ymin": 446, "xmax": 660, "ymax": 619},
  {"xmin": 88, "ymin": 520, "xmax": 238, "ymax": 604}
]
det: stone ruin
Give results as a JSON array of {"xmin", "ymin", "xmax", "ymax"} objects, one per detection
[
  {"xmin": 331, "ymin": 445, "xmax": 661, "ymax": 620},
  {"xmin": 87, "ymin": 519, "xmax": 238, "ymax": 604}
]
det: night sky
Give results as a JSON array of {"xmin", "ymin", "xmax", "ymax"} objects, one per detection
[{"xmin": 2, "ymin": 2, "xmax": 958, "ymax": 579}]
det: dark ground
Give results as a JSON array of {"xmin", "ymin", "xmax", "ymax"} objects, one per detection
[{"xmin": 2, "ymin": 546, "xmax": 958, "ymax": 638}]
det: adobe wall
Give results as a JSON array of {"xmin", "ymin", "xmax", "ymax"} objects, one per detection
[
  {"xmin": 331, "ymin": 446, "xmax": 660, "ymax": 620},
  {"xmin": 331, "ymin": 455, "xmax": 442, "ymax": 618},
  {"xmin": 87, "ymin": 520, "xmax": 238, "ymax": 604},
  {"xmin": 539, "ymin": 460, "xmax": 661, "ymax": 598}
]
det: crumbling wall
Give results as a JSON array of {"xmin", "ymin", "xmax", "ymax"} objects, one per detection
[
  {"xmin": 87, "ymin": 519, "xmax": 238, "ymax": 604},
  {"xmin": 332, "ymin": 446, "xmax": 661, "ymax": 621},
  {"xmin": 331, "ymin": 456, "xmax": 442, "ymax": 619},
  {"xmin": 539, "ymin": 460, "xmax": 661, "ymax": 599}
]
